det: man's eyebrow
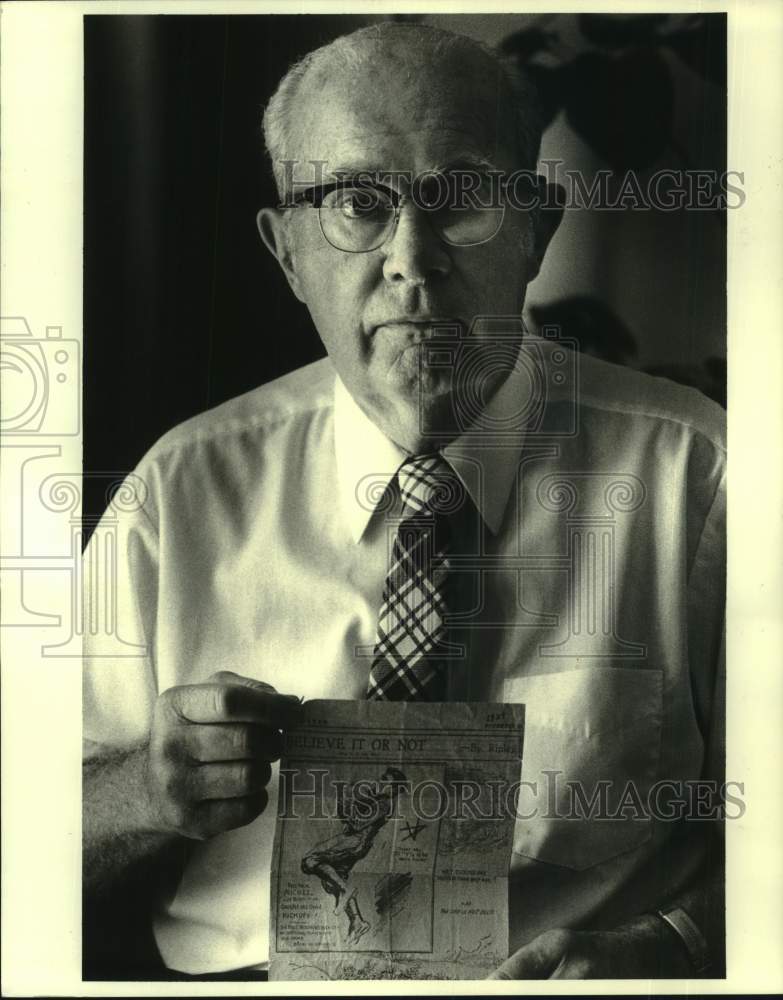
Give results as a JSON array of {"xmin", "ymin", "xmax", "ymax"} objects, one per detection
[
  {"xmin": 329, "ymin": 164, "xmax": 398, "ymax": 180},
  {"xmin": 325, "ymin": 157, "xmax": 501, "ymax": 182},
  {"xmin": 431, "ymin": 156, "xmax": 500, "ymax": 173}
]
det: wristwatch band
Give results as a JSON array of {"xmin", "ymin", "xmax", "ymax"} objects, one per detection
[{"xmin": 657, "ymin": 906, "xmax": 711, "ymax": 974}]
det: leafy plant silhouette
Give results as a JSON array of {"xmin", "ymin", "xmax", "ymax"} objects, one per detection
[{"xmin": 502, "ymin": 13, "xmax": 725, "ymax": 172}]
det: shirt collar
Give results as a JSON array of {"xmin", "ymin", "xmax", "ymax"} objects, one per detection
[
  {"xmin": 333, "ymin": 360, "xmax": 528, "ymax": 543},
  {"xmin": 334, "ymin": 375, "xmax": 407, "ymax": 543},
  {"xmin": 442, "ymin": 361, "xmax": 528, "ymax": 536}
]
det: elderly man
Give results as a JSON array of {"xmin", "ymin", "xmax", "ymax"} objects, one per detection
[{"xmin": 83, "ymin": 23, "xmax": 725, "ymax": 980}]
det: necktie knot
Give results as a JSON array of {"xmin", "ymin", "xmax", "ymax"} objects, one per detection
[{"xmin": 397, "ymin": 453, "xmax": 463, "ymax": 518}]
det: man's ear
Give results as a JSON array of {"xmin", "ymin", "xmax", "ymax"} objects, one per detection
[
  {"xmin": 256, "ymin": 207, "xmax": 307, "ymax": 303},
  {"xmin": 527, "ymin": 180, "xmax": 565, "ymax": 282}
]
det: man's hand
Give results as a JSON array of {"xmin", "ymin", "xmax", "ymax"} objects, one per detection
[
  {"xmin": 488, "ymin": 915, "xmax": 694, "ymax": 979},
  {"xmin": 145, "ymin": 670, "xmax": 302, "ymax": 841}
]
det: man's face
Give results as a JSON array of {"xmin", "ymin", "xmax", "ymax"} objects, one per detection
[{"xmin": 261, "ymin": 43, "xmax": 548, "ymax": 451}]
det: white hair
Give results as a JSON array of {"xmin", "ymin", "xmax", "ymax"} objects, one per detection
[{"xmin": 261, "ymin": 22, "xmax": 543, "ymax": 198}]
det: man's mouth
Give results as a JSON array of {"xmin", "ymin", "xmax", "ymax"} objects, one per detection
[{"xmin": 372, "ymin": 318, "xmax": 462, "ymax": 340}]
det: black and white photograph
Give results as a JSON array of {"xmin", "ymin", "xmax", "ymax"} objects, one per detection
[{"xmin": 1, "ymin": 1, "xmax": 781, "ymax": 994}]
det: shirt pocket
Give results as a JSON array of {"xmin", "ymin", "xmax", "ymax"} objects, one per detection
[{"xmin": 503, "ymin": 666, "xmax": 663, "ymax": 871}]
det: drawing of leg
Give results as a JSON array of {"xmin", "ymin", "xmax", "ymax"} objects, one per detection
[
  {"xmin": 302, "ymin": 856, "xmax": 350, "ymax": 912},
  {"xmin": 345, "ymin": 892, "xmax": 370, "ymax": 943}
]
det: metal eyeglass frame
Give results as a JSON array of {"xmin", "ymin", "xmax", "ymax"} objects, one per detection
[{"xmin": 289, "ymin": 177, "xmax": 510, "ymax": 253}]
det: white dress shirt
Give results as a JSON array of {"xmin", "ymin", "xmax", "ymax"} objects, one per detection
[{"xmin": 83, "ymin": 335, "xmax": 726, "ymax": 974}]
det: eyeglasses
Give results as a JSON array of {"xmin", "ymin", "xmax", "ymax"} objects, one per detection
[{"xmin": 291, "ymin": 173, "xmax": 511, "ymax": 253}]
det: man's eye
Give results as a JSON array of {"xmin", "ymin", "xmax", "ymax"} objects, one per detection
[
  {"xmin": 332, "ymin": 188, "xmax": 389, "ymax": 219},
  {"xmin": 420, "ymin": 172, "xmax": 503, "ymax": 211}
]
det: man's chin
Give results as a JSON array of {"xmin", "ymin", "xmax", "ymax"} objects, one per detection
[
  {"xmin": 367, "ymin": 359, "xmax": 507, "ymax": 449},
  {"xmin": 386, "ymin": 346, "xmax": 450, "ymax": 390},
  {"xmin": 394, "ymin": 387, "xmax": 461, "ymax": 449},
  {"xmin": 390, "ymin": 367, "xmax": 511, "ymax": 448},
  {"xmin": 382, "ymin": 362, "xmax": 452, "ymax": 404}
]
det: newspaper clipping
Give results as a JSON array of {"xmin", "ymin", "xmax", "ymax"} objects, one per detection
[{"xmin": 270, "ymin": 700, "xmax": 525, "ymax": 980}]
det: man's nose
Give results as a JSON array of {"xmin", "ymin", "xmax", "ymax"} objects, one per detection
[{"xmin": 381, "ymin": 201, "xmax": 451, "ymax": 285}]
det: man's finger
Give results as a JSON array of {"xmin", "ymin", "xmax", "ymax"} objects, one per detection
[
  {"xmin": 190, "ymin": 759, "xmax": 273, "ymax": 800},
  {"xmin": 197, "ymin": 792, "xmax": 269, "ymax": 837},
  {"xmin": 487, "ymin": 929, "xmax": 571, "ymax": 979},
  {"xmin": 181, "ymin": 723, "xmax": 284, "ymax": 763},
  {"xmin": 164, "ymin": 682, "xmax": 302, "ymax": 727},
  {"xmin": 206, "ymin": 671, "xmax": 277, "ymax": 693}
]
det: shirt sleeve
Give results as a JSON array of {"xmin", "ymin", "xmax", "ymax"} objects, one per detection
[
  {"xmin": 686, "ymin": 457, "xmax": 726, "ymax": 783},
  {"xmin": 82, "ymin": 464, "xmax": 161, "ymax": 761}
]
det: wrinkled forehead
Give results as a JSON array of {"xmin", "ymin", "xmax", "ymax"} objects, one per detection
[{"xmin": 289, "ymin": 45, "xmax": 518, "ymax": 177}]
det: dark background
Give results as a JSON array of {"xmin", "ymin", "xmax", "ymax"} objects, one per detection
[
  {"xmin": 84, "ymin": 15, "xmax": 369, "ymax": 527},
  {"xmin": 84, "ymin": 13, "xmax": 727, "ymax": 530}
]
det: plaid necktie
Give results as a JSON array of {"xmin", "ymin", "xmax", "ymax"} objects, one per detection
[{"xmin": 367, "ymin": 453, "xmax": 457, "ymax": 701}]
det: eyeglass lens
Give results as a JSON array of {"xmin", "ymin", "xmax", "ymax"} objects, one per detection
[{"xmin": 317, "ymin": 176, "xmax": 505, "ymax": 252}]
